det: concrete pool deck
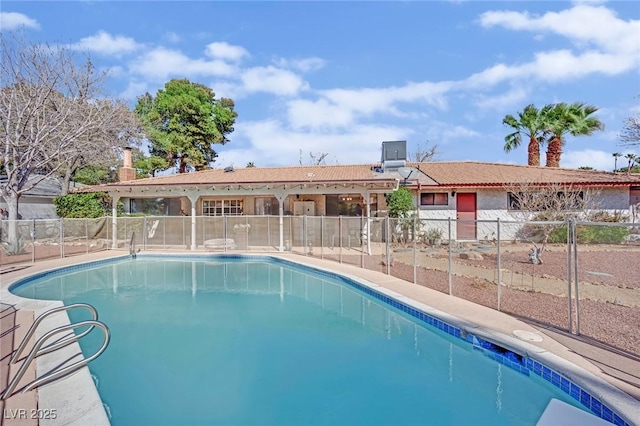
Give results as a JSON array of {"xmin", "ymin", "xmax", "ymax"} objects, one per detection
[{"xmin": 1, "ymin": 251, "xmax": 639, "ymax": 425}]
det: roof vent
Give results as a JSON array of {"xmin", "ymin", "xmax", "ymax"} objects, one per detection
[
  {"xmin": 224, "ymin": 166, "xmax": 234, "ymax": 173},
  {"xmin": 381, "ymin": 140, "xmax": 407, "ymax": 172}
]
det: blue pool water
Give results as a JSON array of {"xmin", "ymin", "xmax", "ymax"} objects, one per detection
[{"xmin": 13, "ymin": 256, "xmax": 597, "ymax": 425}]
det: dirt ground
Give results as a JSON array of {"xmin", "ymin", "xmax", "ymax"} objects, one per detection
[{"xmin": 3, "ymin": 241, "xmax": 638, "ymax": 356}]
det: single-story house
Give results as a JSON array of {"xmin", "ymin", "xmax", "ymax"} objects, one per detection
[
  {"xmin": 0, "ymin": 175, "xmax": 71, "ymax": 220},
  {"xmin": 77, "ymin": 142, "xmax": 640, "ymax": 250}
]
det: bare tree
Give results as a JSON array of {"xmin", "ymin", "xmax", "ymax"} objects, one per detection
[
  {"xmin": 54, "ymin": 100, "xmax": 141, "ymax": 194},
  {"xmin": 299, "ymin": 149, "xmax": 329, "ymax": 166},
  {"xmin": 504, "ymin": 182, "xmax": 601, "ymax": 264},
  {"xmin": 409, "ymin": 141, "xmax": 439, "ymax": 162},
  {"xmin": 619, "ymin": 114, "xmax": 640, "ymax": 146},
  {"xmin": 0, "ymin": 31, "xmax": 135, "ymax": 248}
]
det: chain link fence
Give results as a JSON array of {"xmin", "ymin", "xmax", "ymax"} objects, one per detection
[{"xmin": 2, "ymin": 215, "xmax": 638, "ymax": 355}]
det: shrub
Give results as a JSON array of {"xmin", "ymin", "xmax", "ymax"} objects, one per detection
[{"xmin": 54, "ymin": 192, "xmax": 123, "ymax": 218}]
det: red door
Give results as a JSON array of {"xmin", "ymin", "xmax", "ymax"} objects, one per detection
[{"xmin": 456, "ymin": 193, "xmax": 476, "ymax": 240}]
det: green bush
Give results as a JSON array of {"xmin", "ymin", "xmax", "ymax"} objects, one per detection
[
  {"xmin": 547, "ymin": 224, "xmax": 629, "ymax": 244},
  {"xmin": 385, "ymin": 186, "xmax": 414, "ymax": 218},
  {"xmin": 54, "ymin": 192, "xmax": 123, "ymax": 218},
  {"xmin": 518, "ymin": 211, "xmax": 629, "ymax": 244}
]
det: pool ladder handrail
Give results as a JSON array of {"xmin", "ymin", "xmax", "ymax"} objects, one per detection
[
  {"xmin": 129, "ymin": 231, "xmax": 137, "ymax": 258},
  {"xmin": 1, "ymin": 304, "xmax": 110, "ymax": 400}
]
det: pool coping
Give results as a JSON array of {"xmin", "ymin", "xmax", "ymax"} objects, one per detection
[{"xmin": 1, "ymin": 251, "xmax": 638, "ymax": 426}]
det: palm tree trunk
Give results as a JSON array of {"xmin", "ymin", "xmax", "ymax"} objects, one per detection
[
  {"xmin": 546, "ymin": 137, "xmax": 562, "ymax": 167},
  {"xmin": 527, "ymin": 136, "xmax": 541, "ymax": 166}
]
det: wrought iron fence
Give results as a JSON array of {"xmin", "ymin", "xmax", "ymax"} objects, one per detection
[{"xmin": 1, "ymin": 215, "xmax": 638, "ymax": 355}]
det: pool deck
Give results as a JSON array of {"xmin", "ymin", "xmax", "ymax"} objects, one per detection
[{"xmin": 1, "ymin": 251, "xmax": 639, "ymax": 425}]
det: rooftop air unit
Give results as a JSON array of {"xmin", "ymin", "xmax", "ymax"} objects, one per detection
[{"xmin": 381, "ymin": 140, "xmax": 407, "ymax": 172}]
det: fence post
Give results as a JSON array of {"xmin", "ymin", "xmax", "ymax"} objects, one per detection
[
  {"xmin": 565, "ymin": 219, "xmax": 573, "ymax": 332},
  {"xmin": 59, "ymin": 219, "xmax": 64, "ymax": 259},
  {"xmin": 573, "ymin": 220, "xmax": 580, "ymax": 335},
  {"xmin": 223, "ymin": 216, "xmax": 227, "ymax": 252},
  {"xmin": 31, "ymin": 219, "xmax": 35, "ymax": 263},
  {"xmin": 339, "ymin": 216, "xmax": 343, "ymax": 263},
  {"xmin": 267, "ymin": 216, "xmax": 271, "ymax": 249},
  {"xmin": 143, "ymin": 216, "xmax": 147, "ymax": 250},
  {"xmin": 85, "ymin": 218, "xmax": 89, "ymax": 254},
  {"xmin": 320, "ymin": 216, "xmax": 324, "ymax": 260},
  {"xmin": 448, "ymin": 218, "xmax": 452, "ymax": 296},
  {"xmin": 361, "ymin": 216, "xmax": 365, "ymax": 269},
  {"xmin": 497, "ymin": 218, "xmax": 501, "ymax": 311},
  {"xmin": 303, "ymin": 215, "xmax": 308, "ymax": 256},
  {"xmin": 413, "ymin": 215, "xmax": 417, "ymax": 284},
  {"xmin": 385, "ymin": 217, "xmax": 391, "ymax": 275}
]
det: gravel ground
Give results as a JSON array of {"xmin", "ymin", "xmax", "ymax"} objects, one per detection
[
  {"xmin": 4, "ymin": 245, "xmax": 638, "ymax": 355},
  {"xmin": 352, "ymin": 254, "xmax": 640, "ymax": 356},
  {"xmin": 452, "ymin": 246, "xmax": 640, "ymax": 290}
]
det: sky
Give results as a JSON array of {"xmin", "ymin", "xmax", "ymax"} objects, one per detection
[{"xmin": 2, "ymin": 1, "xmax": 639, "ymax": 171}]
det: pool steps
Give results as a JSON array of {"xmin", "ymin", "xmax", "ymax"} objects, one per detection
[{"xmin": 1, "ymin": 304, "xmax": 110, "ymax": 400}]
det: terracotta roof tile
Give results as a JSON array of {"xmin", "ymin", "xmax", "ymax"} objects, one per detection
[
  {"xmin": 76, "ymin": 161, "xmax": 640, "ymax": 192},
  {"xmin": 408, "ymin": 162, "xmax": 640, "ymax": 187}
]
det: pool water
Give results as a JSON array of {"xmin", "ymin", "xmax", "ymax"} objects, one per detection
[{"xmin": 13, "ymin": 257, "xmax": 591, "ymax": 425}]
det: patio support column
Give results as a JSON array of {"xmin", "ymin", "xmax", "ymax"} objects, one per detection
[
  {"xmin": 186, "ymin": 192, "xmax": 199, "ymax": 251},
  {"xmin": 273, "ymin": 190, "xmax": 288, "ymax": 252},
  {"xmin": 111, "ymin": 194, "xmax": 120, "ymax": 249}
]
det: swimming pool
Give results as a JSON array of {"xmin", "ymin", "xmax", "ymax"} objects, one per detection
[{"xmin": 9, "ymin": 255, "xmax": 631, "ymax": 425}]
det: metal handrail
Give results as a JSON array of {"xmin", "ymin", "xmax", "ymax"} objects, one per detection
[
  {"xmin": 9, "ymin": 303, "xmax": 98, "ymax": 364},
  {"xmin": 1, "ymin": 320, "xmax": 110, "ymax": 399},
  {"xmin": 129, "ymin": 232, "xmax": 136, "ymax": 258}
]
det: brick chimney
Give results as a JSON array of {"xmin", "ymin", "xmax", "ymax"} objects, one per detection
[{"xmin": 119, "ymin": 147, "xmax": 136, "ymax": 182}]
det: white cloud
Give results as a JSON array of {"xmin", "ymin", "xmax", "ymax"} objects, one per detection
[
  {"xmin": 474, "ymin": 86, "xmax": 531, "ymax": 110},
  {"xmin": 205, "ymin": 42, "xmax": 249, "ymax": 62},
  {"xmin": 560, "ymin": 149, "xmax": 626, "ymax": 171},
  {"xmin": 240, "ymin": 66, "xmax": 308, "ymax": 96},
  {"xmin": 480, "ymin": 5, "xmax": 639, "ymax": 54},
  {"xmin": 73, "ymin": 30, "xmax": 141, "ymax": 56},
  {"xmin": 441, "ymin": 125, "xmax": 481, "ymax": 143},
  {"xmin": 468, "ymin": 4, "xmax": 640, "ymax": 90},
  {"xmin": 164, "ymin": 32, "xmax": 181, "ymax": 43},
  {"xmin": 119, "ymin": 80, "xmax": 151, "ymax": 100},
  {"xmin": 130, "ymin": 47, "xmax": 237, "ymax": 81},
  {"xmin": 284, "ymin": 81, "xmax": 452, "ymax": 129},
  {"xmin": 215, "ymin": 119, "xmax": 412, "ymax": 167},
  {"xmin": 274, "ymin": 57, "xmax": 326, "ymax": 72},
  {"xmin": 0, "ymin": 12, "xmax": 40, "ymax": 30},
  {"xmin": 287, "ymin": 99, "xmax": 355, "ymax": 130}
]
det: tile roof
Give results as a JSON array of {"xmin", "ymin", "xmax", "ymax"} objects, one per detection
[
  {"xmin": 76, "ymin": 161, "xmax": 640, "ymax": 193},
  {"xmin": 408, "ymin": 162, "xmax": 640, "ymax": 187},
  {"xmin": 83, "ymin": 164, "xmax": 396, "ymax": 191}
]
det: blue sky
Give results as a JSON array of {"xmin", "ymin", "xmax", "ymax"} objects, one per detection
[{"xmin": 2, "ymin": 1, "xmax": 639, "ymax": 171}]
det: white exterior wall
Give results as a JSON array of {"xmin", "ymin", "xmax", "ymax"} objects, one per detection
[{"xmin": 417, "ymin": 187, "xmax": 632, "ymax": 241}]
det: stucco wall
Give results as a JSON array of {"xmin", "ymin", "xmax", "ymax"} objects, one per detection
[{"xmin": 417, "ymin": 187, "xmax": 632, "ymax": 241}]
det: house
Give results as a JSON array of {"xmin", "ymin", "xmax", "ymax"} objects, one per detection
[
  {"xmin": 0, "ymin": 175, "xmax": 68, "ymax": 220},
  {"xmin": 76, "ymin": 143, "xmax": 640, "ymax": 250}
]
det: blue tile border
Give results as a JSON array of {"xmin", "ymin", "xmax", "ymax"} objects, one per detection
[{"xmin": 8, "ymin": 253, "xmax": 632, "ymax": 426}]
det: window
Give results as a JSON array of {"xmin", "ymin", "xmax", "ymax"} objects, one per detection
[
  {"xmin": 420, "ymin": 192, "xmax": 448, "ymax": 206},
  {"xmin": 255, "ymin": 197, "xmax": 278, "ymax": 215},
  {"xmin": 507, "ymin": 191, "xmax": 584, "ymax": 211},
  {"xmin": 507, "ymin": 192, "xmax": 522, "ymax": 211},
  {"xmin": 202, "ymin": 199, "xmax": 243, "ymax": 216}
]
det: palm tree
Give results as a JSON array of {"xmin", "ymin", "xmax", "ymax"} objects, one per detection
[
  {"xmin": 612, "ymin": 152, "xmax": 622, "ymax": 172},
  {"xmin": 545, "ymin": 102, "xmax": 604, "ymax": 168},
  {"xmin": 625, "ymin": 153, "xmax": 637, "ymax": 175},
  {"xmin": 503, "ymin": 104, "xmax": 550, "ymax": 166}
]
